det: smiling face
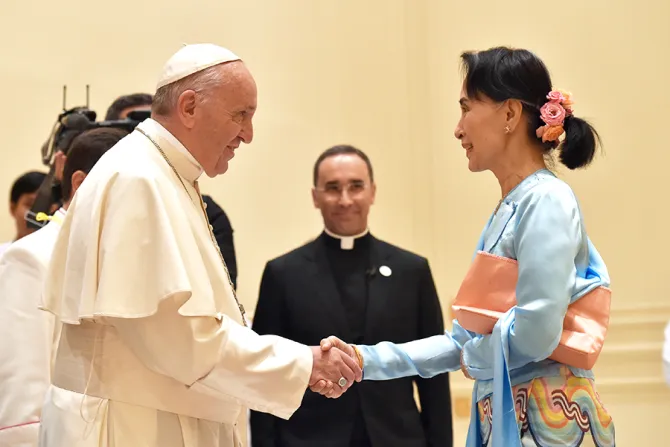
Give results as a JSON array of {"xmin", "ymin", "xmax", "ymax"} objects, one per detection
[
  {"xmin": 312, "ymin": 153, "xmax": 376, "ymax": 236},
  {"xmin": 453, "ymin": 84, "xmax": 511, "ymax": 173},
  {"xmin": 176, "ymin": 62, "xmax": 257, "ymax": 177}
]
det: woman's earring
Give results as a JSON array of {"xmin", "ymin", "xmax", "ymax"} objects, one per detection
[{"xmin": 504, "ymin": 125, "xmax": 511, "ymax": 134}]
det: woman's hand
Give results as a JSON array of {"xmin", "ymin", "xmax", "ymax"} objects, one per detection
[{"xmin": 460, "ymin": 349, "xmax": 474, "ymax": 380}]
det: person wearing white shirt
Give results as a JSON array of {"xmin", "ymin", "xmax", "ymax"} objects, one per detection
[
  {"xmin": 0, "ymin": 127, "xmax": 129, "ymax": 445},
  {"xmin": 36, "ymin": 43, "xmax": 360, "ymax": 447}
]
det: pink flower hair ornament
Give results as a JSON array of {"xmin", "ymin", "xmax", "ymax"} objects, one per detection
[{"xmin": 536, "ymin": 89, "xmax": 573, "ymax": 146}]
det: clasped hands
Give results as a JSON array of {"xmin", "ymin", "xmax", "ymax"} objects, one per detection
[{"xmin": 309, "ymin": 336, "xmax": 361, "ymax": 399}]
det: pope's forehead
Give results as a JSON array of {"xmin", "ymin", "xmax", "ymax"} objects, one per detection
[
  {"xmin": 220, "ymin": 60, "xmax": 247, "ymax": 75},
  {"xmin": 218, "ymin": 62, "xmax": 256, "ymax": 89}
]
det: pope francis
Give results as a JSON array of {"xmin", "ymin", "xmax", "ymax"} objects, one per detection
[{"xmin": 37, "ymin": 43, "xmax": 361, "ymax": 447}]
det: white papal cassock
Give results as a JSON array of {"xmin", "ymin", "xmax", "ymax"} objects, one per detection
[{"xmin": 38, "ymin": 118, "xmax": 313, "ymax": 447}]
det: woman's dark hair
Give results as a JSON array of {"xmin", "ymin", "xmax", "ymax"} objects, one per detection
[{"xmin": 460, "ymin": 47, "xmax": 600, "ymax": 170}]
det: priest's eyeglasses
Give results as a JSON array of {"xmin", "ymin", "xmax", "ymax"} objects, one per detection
[{"xmin": 315, "ymin": 181, "xmax": 368, "ymax": 200}]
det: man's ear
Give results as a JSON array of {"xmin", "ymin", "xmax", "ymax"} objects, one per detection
[
  {"xmin": 176, "ymin": 90, "xmax": 198, "ymax": 129},
  {"xmin": 69, "ymin": 171, "xmax": 87, "ymax": 200},
  {"xmin": 311, "ymin": 188, "xmax": 319, "ymax": 209}
]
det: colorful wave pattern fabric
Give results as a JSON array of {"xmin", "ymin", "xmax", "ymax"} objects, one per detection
[{"xmin": 477, "ymin": 366, "xmax": 615, "ymax": 447}]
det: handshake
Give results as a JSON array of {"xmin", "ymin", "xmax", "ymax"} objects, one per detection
[{"xmin": 308, "ymin": 336, "xmax": 363, "ymax": 398}]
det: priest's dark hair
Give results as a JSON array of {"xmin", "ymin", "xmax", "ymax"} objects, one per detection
[
  {"xmin": 105, "ymin": 93, "xmax": 153, "ymax": 121},
  {"xmin": 9, "ymin": 171, "xmax": 47, "ymax": 204},
  {"xmin": 61, "ymin": 128, "xmax": 129, "ymax": 201},
  {"xmin": 460, "ymin": 46, "xmax": 601, "ymax": 170},
  {"xmin": 313, "ymin": 144, "xmax": 374, "ymax": 186}
]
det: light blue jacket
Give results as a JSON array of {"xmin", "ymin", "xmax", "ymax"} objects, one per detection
[{"xmin": 356, "ymin": 169, "xmax": 610, "ymax": 446}]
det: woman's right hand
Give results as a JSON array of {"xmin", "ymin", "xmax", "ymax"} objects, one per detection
[{"xmin": 460, "ymin": 349, "xmax": 474, "ymax": 380}]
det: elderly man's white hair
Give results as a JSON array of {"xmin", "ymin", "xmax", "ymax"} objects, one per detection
[{"xmin": 152, "ymin": 43, "xmax": 242, "ymax": 116}]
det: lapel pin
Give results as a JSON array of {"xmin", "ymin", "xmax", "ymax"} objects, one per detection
[{"xmin": 379, "ymin": 265, "xmax": 392, "ymax": 277}]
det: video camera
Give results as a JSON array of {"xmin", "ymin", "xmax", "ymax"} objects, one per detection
[{"xmin": 26, "ymin": 86, "xmax": 150, "ymax": 230}]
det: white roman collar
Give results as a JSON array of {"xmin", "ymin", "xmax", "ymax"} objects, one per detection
[
  {"xmin": 324, "ymin": 227, "xmax": 370, "ymax": 250},
  {"xmin": 140, "ymin": 118, "xmax": 203, "ymax": 178}
]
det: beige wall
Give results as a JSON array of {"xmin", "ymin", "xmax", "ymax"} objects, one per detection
[{"xmin": 1, "ymin": 0, "xmax": 668, "ymax": 445}]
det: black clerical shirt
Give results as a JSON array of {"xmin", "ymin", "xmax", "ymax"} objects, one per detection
[
  {"xmin": 320, "ymin": 230, "xmax": 373, "ymax": 446},
  {"xmin": 320, "ymin": 231, "xmax": 372, "ymax": 344}
]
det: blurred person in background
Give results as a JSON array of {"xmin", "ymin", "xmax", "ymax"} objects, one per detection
[
  {"xmin": 0, "ymin": 127, "xmax": 129, "ymax": 446},
  {"xmin": 105, "ymin": 93, "xmax": 153, "ymax": 120},
  {"xmin": 0, "ymin": 171, "xmax": 48, "ymax": 257}
]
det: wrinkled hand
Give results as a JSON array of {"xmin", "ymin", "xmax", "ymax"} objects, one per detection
[
  {"xmin": 309, "ymin": 336, "xmax": 361, "ymax": 398},
  {"xmin": 309, "ymin": 345, "xmax": 362, "ymax": 399},
  {"xmin": 321, "ymin": 335, "xmax": 357, "ymax": 358}
]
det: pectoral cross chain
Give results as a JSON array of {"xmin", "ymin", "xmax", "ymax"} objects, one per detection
[{"xmin": 136, "ymin": 128, "xmax": 248, "ymax": 327}]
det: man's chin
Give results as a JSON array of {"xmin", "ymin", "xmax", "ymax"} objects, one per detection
[
  {"xmin": 201, "ymin": 164, "xmax": 228, "ymax": 178},
  {"xmin": 202, "ymin": 156, "xmax": 231, "ymax": 177},
  {"xmin": 216, "ymin": 162, "xmax": 231, "ymax": 177}
]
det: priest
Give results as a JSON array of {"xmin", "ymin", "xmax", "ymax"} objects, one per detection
[
  {"xmin": 250, "ymin": 145, "xmax": 453, "ymax": 447},
  {"xmin": 38, "ymin": 43, "xmax": 361, "ymax": 447}
]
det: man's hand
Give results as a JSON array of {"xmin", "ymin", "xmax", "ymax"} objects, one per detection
[
  {"xmin": 309, "ymin": 336, "xmax": 362, "ymax": 398},
  {"xmin": 321, "ymin": 335, "xmax": 357, "ymax": 358},
  {"xmin": 309, "ymin": 345, "xmax": 362, "ymax": 399}
]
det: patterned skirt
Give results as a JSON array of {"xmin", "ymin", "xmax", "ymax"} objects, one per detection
[{"xmin": 477, "ymin": 366, "xmax": 615, "ymax": 447}]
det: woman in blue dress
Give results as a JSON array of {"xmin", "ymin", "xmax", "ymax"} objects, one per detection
[{"xmin": 313, "ymin": 47, "xmax": 615, "ymax": 447}]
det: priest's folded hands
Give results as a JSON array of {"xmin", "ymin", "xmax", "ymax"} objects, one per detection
[{"xmin": 308, "ymin": 336, "xmax": 363, "ymax": 398}]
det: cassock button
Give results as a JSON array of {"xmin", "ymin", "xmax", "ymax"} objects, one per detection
[{"xmin": 379, "ymin": 265, "xmax": 392, "ymax": 277}]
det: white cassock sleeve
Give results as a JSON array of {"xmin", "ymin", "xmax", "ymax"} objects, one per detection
[
  {"xmin": 109, "ymin": 296, "xmax": 313, "ymax": 419},
  {"xmin": 44, "ymin": 171, "xmax": 313, "ymax": 420}
]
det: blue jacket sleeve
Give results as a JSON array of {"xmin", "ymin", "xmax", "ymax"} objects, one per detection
[
  {"xmin": 461, "ymin": 184, "xmax": 582, "ymax": 380},
  {"xmin": 357, "ymin": 323, "xmax": 474, "ymax": 381}
]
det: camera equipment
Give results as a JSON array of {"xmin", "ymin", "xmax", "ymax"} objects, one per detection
[{"xmin": 26, "ymin": 86, "xmax": 150, "ymax": 229}]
